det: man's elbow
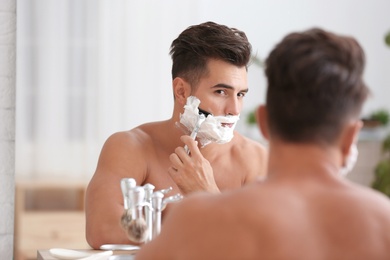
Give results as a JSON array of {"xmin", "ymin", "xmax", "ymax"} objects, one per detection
[
  {"xmin": 86, "ymin": 226, "xmax": 104, "ymax": 249},
  {"xmin": 85, "ymin": 221, "xmax": 114, "ymax": 249},
  {"xmin": 85, "ymin": 221, "xmax": 140, "ymax": 248}
]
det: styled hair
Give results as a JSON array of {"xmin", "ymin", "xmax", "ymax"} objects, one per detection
[
  {"xmin": 170, "ymin": 21, "xmax": 252, "ymax": 87},
  {"xmin": 265, "ymin": 28, "xmax": 369, "ymax": 145}
]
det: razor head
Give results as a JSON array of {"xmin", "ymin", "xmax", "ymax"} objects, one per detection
[{"xmin": 198, "ymin": 107, "xmax": 212, "ymax": 117}]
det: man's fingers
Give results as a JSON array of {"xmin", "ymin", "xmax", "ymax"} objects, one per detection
[
  {"xmin": 169, "ymin": 153, "xmax": 182, "ymax": 168},
  {"xmin": 180, "ymin": 135, "xmax": 200, "ymax": 157}
]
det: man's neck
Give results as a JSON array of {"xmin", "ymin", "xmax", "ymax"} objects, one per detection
[{"xmin": 266, "ymin": 142, "xmax": 341, "ymax": 180}]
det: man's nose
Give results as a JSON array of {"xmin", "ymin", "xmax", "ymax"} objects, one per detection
[{"xmin": 225, "ymin": 97, "xmax": 241, "ymax": 115}]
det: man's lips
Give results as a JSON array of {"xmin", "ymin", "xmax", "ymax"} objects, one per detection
[{"xmin": 221, "ymin": 123, "xmax": 234, "ymax": 128}]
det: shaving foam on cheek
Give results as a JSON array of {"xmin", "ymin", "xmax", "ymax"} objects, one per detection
[
  {"xmin": 179, "ymin": 96, "xmax": 240, "ymax": 147},
  {"xmin": 179, "ymin": 96, "xmax": 202, "ymax": 135}
]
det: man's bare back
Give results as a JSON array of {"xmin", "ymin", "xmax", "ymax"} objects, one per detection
[{"xmin": 136, "ymin": 145, "xmax": 390, "ymax": 260}]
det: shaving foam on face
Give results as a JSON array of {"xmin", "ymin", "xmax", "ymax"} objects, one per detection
[
  {"xmin": 339, "ymin": 143, "xmax": 358, "ymax": 177},
  {"xmin": 179, "ymin": 96, "xmax": 240, "ymax": 147}
]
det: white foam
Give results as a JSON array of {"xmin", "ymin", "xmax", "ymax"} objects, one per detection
[{"xmin": 179, "ymin": 96, "xmax": 239, "ymax": 146}]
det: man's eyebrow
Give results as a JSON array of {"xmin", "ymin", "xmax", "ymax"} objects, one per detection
[{"xmin": 211, "ymin": 84, "xmax": 249, "ymax": 93}]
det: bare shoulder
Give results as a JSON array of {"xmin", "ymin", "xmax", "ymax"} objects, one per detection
[
  {"xmin": 101, "ymin": 122, "xmax": 162, "ymax": 160},
  {"xmin": 351, "ymin": 183, "xmax": 390, "ymax": 213},
  {"xmin": 135, "ymin": 183, "xmax": 273, "ymax": 259},
  {"xmin": 104, "ymin": 126, "xmax": 153, "ymax": 151},
  {"xmin": 136, "ymin": 192, "xmax": 223, "ymax": 258},
  {"xmin": 148, "ymin": 185, "xmax": 267, "ymax": 254},
  {"xmin": 91, "ymin": 124, "xmax": 159, "ymax": 185}
]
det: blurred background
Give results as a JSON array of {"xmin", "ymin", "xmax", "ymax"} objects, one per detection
[{"xmin": 10, "ymin": 0, "xmax": 390, "ymax": 259}]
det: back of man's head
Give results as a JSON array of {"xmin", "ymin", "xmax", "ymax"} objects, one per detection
[
  {"xmin": 170, "ymin": 21, "xmax": 252, "ymax": 87},
  {"xmin": 265, "ymin": 28, "xmax": 369, "ymax": 145}
]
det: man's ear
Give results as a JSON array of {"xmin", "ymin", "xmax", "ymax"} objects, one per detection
[
  {"xmin": 340, "ymin": 120, "xmax": 362, "ymax": 159},
  {"xmin": 173, "ymin": 77, "xmax": 191, "ymax": 106},
  {"xmin": 256, "ymin": 105, "xmax": 270, "ymax": 141}
]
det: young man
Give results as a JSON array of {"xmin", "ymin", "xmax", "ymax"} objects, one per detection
[
  {"xmin": 85, "ymin": 22, "xmax": 268, "ymax": 249},
  {"xmin": 135, "ymin": 28, "xmax": 390, "ymax": 259}
]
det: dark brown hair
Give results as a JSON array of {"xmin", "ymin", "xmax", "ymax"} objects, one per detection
[
  {"xmin": 170, "ymin": 21, "xmax": 251, "ymax": 87},
  {"xmin": 265, "ymin": 28, "xmax": 369, "ymax": 144}
]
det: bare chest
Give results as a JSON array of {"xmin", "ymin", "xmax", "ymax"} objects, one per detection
[{"xmin": 143, "ymin": 150, "xmax": 245, "ymax": 194}]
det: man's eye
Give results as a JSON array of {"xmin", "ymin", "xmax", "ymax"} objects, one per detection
[
  {"xmin": 216, "ymin": 90, "xmax": 226, "ymax": 95},
  {"xmin": 238, "ymin": 92, "xmax": 246, "ymax": 98}
]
